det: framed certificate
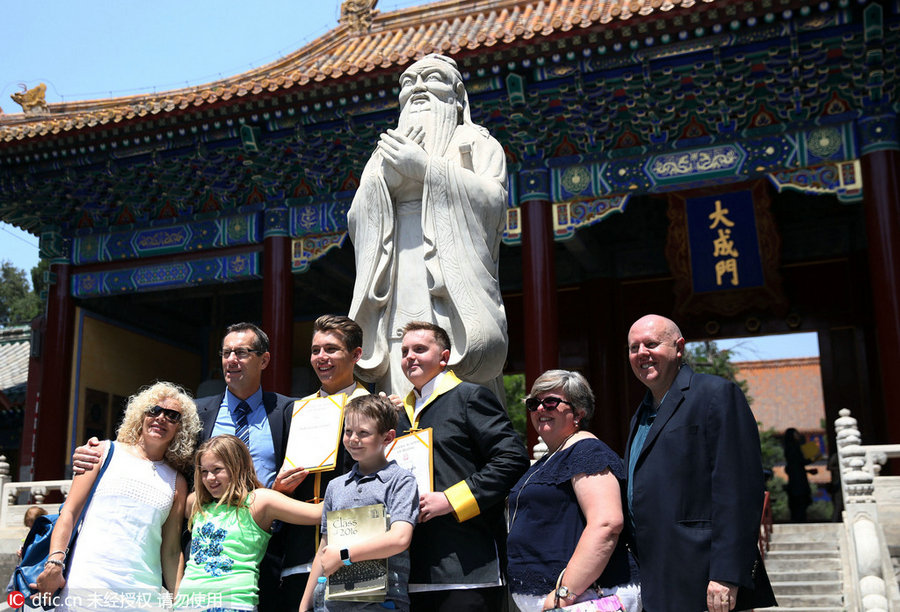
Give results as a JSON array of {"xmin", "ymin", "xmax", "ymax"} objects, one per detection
[
  {"xmin": 385, "ymin": 428, "xmax": 434, "ymax": 494},
  {"xmin": 284, "ymin": 395, "xmax": 345, "ymax": 472}
]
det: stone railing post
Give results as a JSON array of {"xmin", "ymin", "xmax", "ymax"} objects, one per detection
[
  {"xmin": 835, "ymin": 408, "xmax": 891, "ymax": 612},
  {"xmin": 0, "ymin": 455, "xmax": 9, "ymax": 492}
]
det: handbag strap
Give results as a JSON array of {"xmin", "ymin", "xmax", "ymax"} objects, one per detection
[{"xmin": 66, "ymin": 441, "xmax": 115, "ymax": 549}]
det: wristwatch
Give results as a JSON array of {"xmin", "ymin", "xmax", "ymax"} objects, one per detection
[
  {"xmin": 556, "ymin": 585, "xmax": 576, "ymax": 602},
  {"xmin": 340, "ymin": 548, "xmax": 352, "ymax": 566}
]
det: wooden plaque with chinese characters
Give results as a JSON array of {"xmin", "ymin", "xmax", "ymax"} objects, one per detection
[{"xmin": 665, "ymin": 180, "xmax": 787, "ymax": 317}]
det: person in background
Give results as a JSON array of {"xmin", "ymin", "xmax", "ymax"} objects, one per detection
[
  {"xmin": 23, "ymin": 506, "xmax": 47, "ymax": 528},
  {"xmin": 35, "ymin": 381, "xmax": 201, "ymax": 609},
  {"xmin": 624, "ymin": 314, "xmax": 775, "ymax": 612},
  {"xmin": 783, "ymin": 427, "xmax": 813, "ymax": 523},
  {"xmin": 14, "ymin": 507, "xmax": 48, "ymax": 560},
  {"xmin": 507, "ymin": 370, "xmax": 640, "ymax": 612}
]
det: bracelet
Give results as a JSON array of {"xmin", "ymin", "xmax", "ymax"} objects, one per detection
[
  {"xmin": 49, "ymin": 549, "xmax": 68, "ymax": 559},
  {"xmin": 45, "ymin": 559, "xmax": 65, "ymax": 569}
]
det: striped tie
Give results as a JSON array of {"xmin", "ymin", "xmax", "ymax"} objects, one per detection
[{"xmin": 234, "ymin": 400, "xmax": 251, "ymax": 447}]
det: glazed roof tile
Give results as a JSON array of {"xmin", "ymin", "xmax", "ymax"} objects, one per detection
[
  {"xmin": 735, "ymin": 358, "xmax": 825, "ymax": 434},
  {"xmin": 0, "ymin": 326, "xmax": 30, "ymax": 394},
  {"xmin": 0, "ymin": 0, "xmax": 716, "ymax": 142}
]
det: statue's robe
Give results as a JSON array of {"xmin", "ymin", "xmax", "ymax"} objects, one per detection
[{"xmin": 348, "ymin": 122, "xmax": 508, "ymax": 397}]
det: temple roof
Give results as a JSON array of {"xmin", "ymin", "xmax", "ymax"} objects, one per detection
[
  {"xmin": 1, "ymin": 0, "xmax": 729, "ymax": 141},
  {"xmin": 0, "ymin": 326, "xmax": 29, "ymax": 411}
]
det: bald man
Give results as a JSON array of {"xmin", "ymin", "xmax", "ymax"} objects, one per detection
[{"xmin": 624, "ymin": 315, "xmax": 775, "ymax": 612}]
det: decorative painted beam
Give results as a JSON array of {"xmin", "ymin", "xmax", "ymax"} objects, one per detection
[
  {"xmin": 768, "ymin": 159, "xmax": 864, "ymax": 203},
  {"xmin": 71, "ymin": 252, "xmax": 261, "ymax": 298}
]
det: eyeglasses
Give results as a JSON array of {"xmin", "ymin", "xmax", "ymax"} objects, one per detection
[
  {"xmin": 524, "ymin": 396, "xmax": 574, "ymax": 412},
  {"xmin": 219, "ymin": 347, "xmax": 262, "ymax": 359},
  {"xmin": 146, "ymin": 405, "xmax": 182, "ymax": 423}
]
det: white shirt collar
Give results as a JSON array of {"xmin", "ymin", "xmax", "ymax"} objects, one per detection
[
  {"xmin": 318, "ymin": 381, "xmax": 358, "ymax": 398},
  {"xmin": 413, "ymin": 370, "xmax": 446, "ymax": 420}
]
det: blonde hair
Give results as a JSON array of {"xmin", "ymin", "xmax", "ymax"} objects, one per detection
[
  {"xmin": 116, "ymin": 381, "xmax": 201, "ymax": 472},
  {"xmin": 190, "ymin": 434, "xmax": 262, "ymax": 528}
]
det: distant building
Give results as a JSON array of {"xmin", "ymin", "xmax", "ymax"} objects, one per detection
[
  {"xmin": 736, "ymin": 357, "xmax": 830, "ymax": 487},
  {"xmin": 0, "ymin": 325, "xmax": 30, "ymax": 477},
  {"xmin": 736, "ymin": 357, "xmax": 825, "ymax": 435}
]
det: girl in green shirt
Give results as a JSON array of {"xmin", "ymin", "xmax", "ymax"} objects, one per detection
[{"xmin": 176, "ymin": 434, "xmax": 321, "ymax": 611}]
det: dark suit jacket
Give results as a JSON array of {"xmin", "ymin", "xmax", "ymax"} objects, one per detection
[
  {"xmin": 195, "ymin": 391, "xmax": 293, "ymax": 466},
  {"xmin": 624, "ymin": 365, "xmax": 776, "ymax": 612},
  {"xmin": 398, "ymin": 379, "xmax": 529, "ymax": 586}
]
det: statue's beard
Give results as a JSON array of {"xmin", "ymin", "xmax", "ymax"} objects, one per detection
[{"xmin": 397, "ymin": 98, "xmax": 458, "ymax": 157}]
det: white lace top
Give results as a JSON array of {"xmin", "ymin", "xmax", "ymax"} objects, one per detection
[{"xmin": 59, "ymin": 442, "xmax": 177, "ymax": 611}]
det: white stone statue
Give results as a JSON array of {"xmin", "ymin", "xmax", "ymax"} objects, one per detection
[{"xmin": 348, "ymin": 53, "xmax": 508, "ymax": 398}]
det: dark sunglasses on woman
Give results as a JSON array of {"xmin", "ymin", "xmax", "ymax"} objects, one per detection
[
  {"xmin": 146, "ymin": 405, "xmax": 182, "ymax": 423},
  {"xmin": 524, "ymin": 396, "xmax": 574, "ymax": 412}
]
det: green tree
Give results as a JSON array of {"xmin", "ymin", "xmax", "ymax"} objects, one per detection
[
  {"xmin": 0, "ymin": 261, "xmax": 41, "ymax": 327},
  {"xmin": 503, "ymin": 373, "xmax": 527, "ymax": 442},
  {"xmin": 759, "ymin": 427, "xmax": 784, "ymax": 471},
  {"xmin": 684, "ymin": 340, "xmax": 751, "ymax": 402},
  {"xmin": 31, "ymin": 258, "xmax": 50, "ymax": 299}
]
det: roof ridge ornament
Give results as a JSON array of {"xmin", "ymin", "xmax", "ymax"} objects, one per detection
[
  {"xmin": 340, "ymin": 0, "xmax": 378, "ymax": 35},
  {"xmin": 10, "ymin": 83, "xmax": 49, "ymax": 116}
]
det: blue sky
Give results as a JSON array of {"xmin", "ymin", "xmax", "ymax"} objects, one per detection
[
  {"xmin": 0, "ymin": 0, "xmax": 819, "ymax": 360},
  {"xmin": 1, "ymin": 0, "xmax": 432, "ymax": 275}
]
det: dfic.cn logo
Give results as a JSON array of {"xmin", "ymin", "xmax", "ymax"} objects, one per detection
[{"xmin": 7, "ymin": 590, "xmax": 25, "ymax": 609}]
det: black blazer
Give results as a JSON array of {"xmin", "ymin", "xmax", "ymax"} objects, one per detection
[
  {"xmin": 398, "ymin": 380, "xmax": 529, "ymax": 586},
  {"xmin": 624, "ymin": 365, "xmax": 776, "ymax": 611}
]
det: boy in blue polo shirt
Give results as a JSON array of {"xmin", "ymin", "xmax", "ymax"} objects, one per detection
[{"xmin": 300, "ymin": 395, "xmax": 419, "ymax": 611}]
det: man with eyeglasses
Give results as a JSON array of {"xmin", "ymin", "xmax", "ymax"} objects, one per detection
[
  {"xmin": 624, "ymin": 314, "xmax": 775, "ymax": 612},
  {"xmin": 396, "ymin": 321, "xmax": 527, "ymax": 611}
]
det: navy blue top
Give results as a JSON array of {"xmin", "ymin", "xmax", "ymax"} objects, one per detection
[{"xmin": 507, "ymin": 437, "xmax": 638, "ymax": 596}]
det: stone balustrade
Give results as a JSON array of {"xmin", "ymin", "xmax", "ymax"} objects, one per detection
[
  {"xmin": 835, "ymin": 408, "xmax": 900, "ymax": 611},
  {"xmin": 0, "ymin": 454, "xmax": 71, "ymax": 529}
]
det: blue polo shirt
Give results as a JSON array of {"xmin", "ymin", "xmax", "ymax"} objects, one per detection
[{"xmin": 321, "ymin": 460, "xmax": 419, "ymax": 610}]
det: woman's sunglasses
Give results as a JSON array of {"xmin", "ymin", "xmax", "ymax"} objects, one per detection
[
  {"xmin": 524, "ymin": 396, "xmax": 574, "ymax": 412},
  {"xmin": 146, "ymin": 405, "xmax": 182, "ymax": 423}
]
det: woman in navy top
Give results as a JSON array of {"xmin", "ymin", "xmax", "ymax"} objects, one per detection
[{"xmin": 507, "ymin": 370, "xmax": 641, "ymax": 612}]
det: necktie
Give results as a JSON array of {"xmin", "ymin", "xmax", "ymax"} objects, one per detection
[{"xmin": 234, "ymin": 400, "xmax": 251, "ymax": 447}]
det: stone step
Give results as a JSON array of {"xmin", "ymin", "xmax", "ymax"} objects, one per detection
[
  {"xmin": 771, "ymin": 580, "xmax": 843, "ymax": 595},
  {"xmin": 773, "ymin": 593, "xmax": 844, "ymax": 608},
  {"xmin": 768, "ymin": 569, "xmax": 841, "ymax": 582},
  {"xmin": 766, "ymin": 608, "xmax": 844, "ymax": 612},
  {"xmin": 769, "ymin": 540, "xmax": 840, "ymax": 551},
  {"xmin": 765, "ymin": 549, "xmax": 840, "ymax": 563},
  {"xmin": 769, "ymin": 523, "xmax": 842, "ymax": 542}
]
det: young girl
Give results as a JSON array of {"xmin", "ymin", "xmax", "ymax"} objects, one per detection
[{"xmin": 176, "ymin": 434, "xmax": 321, "ymax": 611}]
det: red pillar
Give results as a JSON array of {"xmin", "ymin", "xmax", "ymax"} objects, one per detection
[
  {"xmin": 34, "ymin": 263, "xmax": 74, "ymax": 480},
  {"xmin": 262, "ymin": 234, "xmax": 293, "ymax": 395},
  {"xmin": 860, "ymin": 146, "xmax": 900, "ymax": 443},
  {"xmin": 520, "ymin": 168, "xmax": 558, "ymax": 454},
  {"xmin": 19, "ymin": 316, "xmax": 44, "ymax": 481}
]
